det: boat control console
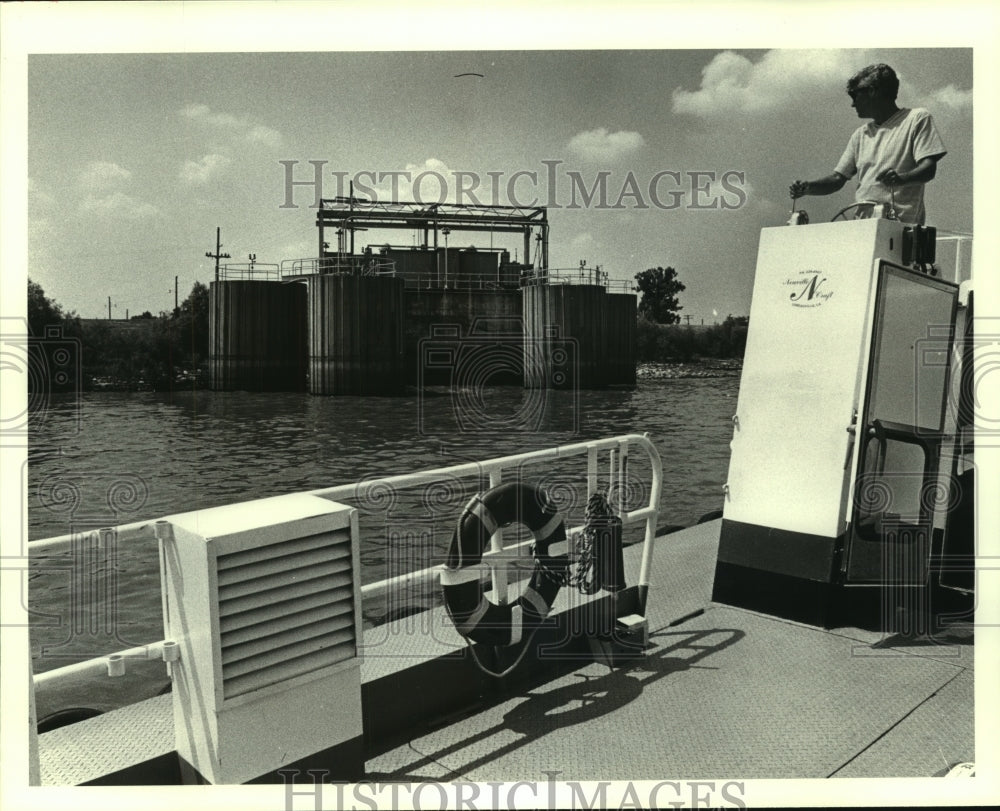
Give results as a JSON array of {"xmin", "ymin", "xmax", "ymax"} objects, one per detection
[{"xmin": 713, "ymin": 214, "xmax": 973, "ymax": 630}]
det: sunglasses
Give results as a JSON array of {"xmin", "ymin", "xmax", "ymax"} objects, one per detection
[{"xmin": 848, "ymin": 87, "xmax": 875, "ymax": 100}]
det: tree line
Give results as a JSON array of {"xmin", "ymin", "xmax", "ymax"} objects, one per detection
[
  {"xmin": 28, "ymin": 278, "xmax": 210, "ymax": 391},
  {"xmin": 633, "ymin": 266, "xmax": 748, "ymax": 361}
]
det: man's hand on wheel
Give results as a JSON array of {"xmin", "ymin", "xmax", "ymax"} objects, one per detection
[{"xmin": 876, "ymin": 168, "xmax": 903, "ymax": 186}]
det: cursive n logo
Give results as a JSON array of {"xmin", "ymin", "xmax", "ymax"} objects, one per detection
[{"xmin": 790, "ymin": 273, "xmax": 827, "ymax": 303}]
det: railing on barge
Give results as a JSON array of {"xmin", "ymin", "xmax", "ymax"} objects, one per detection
[{"xmin": 29, "ymin": 433, "xmax": 662, "ymax": 692}]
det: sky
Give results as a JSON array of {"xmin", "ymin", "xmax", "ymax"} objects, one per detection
[{"xmin": 22, "ymin": 44, "xmax": 974, "ymax": 323}]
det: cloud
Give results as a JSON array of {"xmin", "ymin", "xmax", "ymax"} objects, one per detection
[
  {"xmin": 72, "ymin": 162, "xmax": 158, "ymax": 218},
  {"xmin": 180, "ymin": 103, "xmax": 285, "ymax": 147},
  {"xmin": 672, "ymin": 50, "xmax": 858, "ymax": 117},
  {"xmin": 920, "ymin": 83, "xmax": 973, "ymax": 113},
  {"xmin": 737, "ymin": 178, "xmax": 786, "ymax": 220},
  {"xmin": 247, "ymin": 125, "xmax": 285, "ymax": 148},
  {"xmin": 78, "ymin": 161, "xmax": 132, "ymax": 190},
  {"xmin": 180, "ymin": 103, "xmax": 241, "ymax": 128},
  {"xmin": 80, "ymin": 191, "xmax": 159, "ymax": 219},
  {"xmin": 568, "ymin": 128, "xmax": 645, "ymax": 162},
  {"xmin": 180, "ymin": 153, "xmax": 231, "ymax": 185},
  {"xmin": 404, "ymin": 158, "xmax": 456, "ymax": 203},
  {"xmin": 403, "ymin": 157, "xmax": 451, "ymax": 176},
  {"xmin": 360, "ymin": 158, "xmax": 458, "ymax": 204}
]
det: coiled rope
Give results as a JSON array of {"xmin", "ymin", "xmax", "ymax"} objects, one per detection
[{"xmin": 539, "ymin": 490, "xmax": 618, "ymax": 594}]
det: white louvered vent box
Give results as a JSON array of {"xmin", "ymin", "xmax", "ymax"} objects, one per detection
[{"xmin": 161, "ymin": 493, "xmax": 362, "ymax": 784}]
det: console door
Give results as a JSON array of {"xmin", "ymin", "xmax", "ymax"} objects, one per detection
[{"xmin": 845, "ymin": 263, "xmax": 957, "ymax": 585}]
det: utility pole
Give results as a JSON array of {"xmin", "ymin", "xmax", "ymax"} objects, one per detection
[
  {"xmin": 175, "ymin": 275, "xmax": 179, "ymax": 311},
  {"xmin": 441, "ymin": 228, "xmax": 450, "ymax": 289},
  {"xmin": 108, "ymin": 296, "xmax": 112, "ymax": 320},
  {"xmin": 205, "ymin": 227, "xmax": 231, "ymax": 282}
]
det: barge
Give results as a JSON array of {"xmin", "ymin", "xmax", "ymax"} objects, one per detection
[{"xmin": 15, "ymin": 213, "xmax": 989, "ymax": 805}]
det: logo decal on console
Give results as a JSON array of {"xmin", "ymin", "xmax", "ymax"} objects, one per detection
[{"xmin": 785, "ymin": 270, "xmax": 834, "ymax": 307}]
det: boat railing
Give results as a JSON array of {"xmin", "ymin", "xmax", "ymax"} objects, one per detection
[
  {"xmin": 29, "ymin": 433, "xmax": 662, "ymax": 691},
  {"xmin": 934, "ymin": 230, "xmax": 973, "ymax": 285}
]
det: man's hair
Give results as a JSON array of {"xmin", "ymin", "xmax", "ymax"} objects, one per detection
[{"xmin": 846, "ymin": 63, "xmax": 899, "ymax": 100}]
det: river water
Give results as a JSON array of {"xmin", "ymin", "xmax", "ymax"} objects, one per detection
[{"xmin": 27, "ymin": 375, "xmax": 738, "ymax": 689}]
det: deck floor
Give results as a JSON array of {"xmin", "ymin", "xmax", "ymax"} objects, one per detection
[
  {"xmin": 37, "ymin": 520, "xmax": 974, "ymax": 785},
  {"xmin": 367, "ymin": 606, "xmax": 971, "ymax": 781},
  {"xmin": 366, "ymin": 520, "xmax": 973, "ymax": 781}
]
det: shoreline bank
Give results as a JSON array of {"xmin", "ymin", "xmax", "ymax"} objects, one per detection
[{"xmin": 637, "ymin": 359, "xmax": 743, "ymax": 380}]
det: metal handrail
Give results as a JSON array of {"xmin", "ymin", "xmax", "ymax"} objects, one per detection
[
  {"xmin": 280, "ymin": 257, "xmax": 319, "ymax": 276},
  {"xmin": 934, "ymin": 231, "xmax": 973, "ymax": 285},
  {"xmin": 407, "ymin": 272, "xmax": 520, "ymax": 291},
  {"xmin": 521, "ymin": 267, "xmax": 636, "ymax": 293},
  {"xmin": 29, "ymin": 433, "xmax": 662, "ymax": 688},
  {"xmin": 218, "ymin": 263, "xmax": 280, "ymax": 281},
  {"xmin": 279, "ymin": 256, "xmax": 397, "ymax": 278},
  {"xmin": 522, "ymin": 267, "xmax": 607, "ymax": 286},
  {"xmin": 274, "ymin": 258, "xmax": 635, "ymax": 293}
]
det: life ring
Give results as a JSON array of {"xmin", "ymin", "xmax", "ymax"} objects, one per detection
[{"xmin": 442, "ymin": 481, "xmax": 569, "ymax": 647}]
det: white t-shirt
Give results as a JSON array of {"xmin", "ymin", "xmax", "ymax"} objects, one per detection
[{"xmin": 835, "ymin": 107, "xmax": 947, "ymax": 225}]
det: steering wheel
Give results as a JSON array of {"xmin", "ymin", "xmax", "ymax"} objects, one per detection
[{"xmin": 831, "ymin": 201, "xmax": 879, "ymax": 222}]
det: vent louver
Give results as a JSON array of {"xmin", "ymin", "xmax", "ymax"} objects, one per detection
[
  {"xmin": 163, "ymin": 494, "xmax": 363, "ymax": 784},
  {"xmin": 216, "ymin": 529, "xmax": 356, "ymax": 699}
]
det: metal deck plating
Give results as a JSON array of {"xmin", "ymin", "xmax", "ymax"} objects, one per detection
[{"xmin": 38, "ymin": 519, "xmax": 973, "ymax": 785}]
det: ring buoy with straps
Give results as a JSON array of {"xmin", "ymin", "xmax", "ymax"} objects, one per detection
[{"xmin": 442, "ymin": 481, "xmax": 569, "ymax": 647}]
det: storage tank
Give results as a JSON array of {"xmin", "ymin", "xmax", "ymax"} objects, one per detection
[
  {"xmin": 308, "ymin": 275, "xmax": 405, "ymax": 395},
  {"xmin": 605, "ymin": 293, "xmax": 638, "ymax": 386},
  {"xmin": 522, "ymin": 284, "xmax": 607, "ymax": 389},
  {"xmin": 209, "ymin": 281, "xmax": 307, "ymax": 391}
]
